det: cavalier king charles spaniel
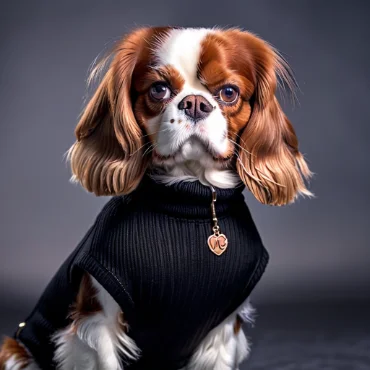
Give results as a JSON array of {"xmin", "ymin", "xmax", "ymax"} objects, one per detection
[{"xmin": 0, "ymin": 26, "xmax": 311, "ymax": 370}]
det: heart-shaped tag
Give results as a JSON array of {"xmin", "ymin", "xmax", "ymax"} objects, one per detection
[{"xmin": 208, "ymin": 234, "xmax": 228, "ymax": 256}]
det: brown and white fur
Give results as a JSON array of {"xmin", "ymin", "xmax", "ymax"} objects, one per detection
[{"xmin": 0, "ymin": 26, "xmax": 311, "ymax": 370}]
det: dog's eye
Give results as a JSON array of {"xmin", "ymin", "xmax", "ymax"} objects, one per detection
[
  {"xmin": 150, "ymin": 83, "xmax": 171, "ymax": 101},
  {"xmin": 219, "ymin": 86, "xmax": 239, "ymax": 104}
]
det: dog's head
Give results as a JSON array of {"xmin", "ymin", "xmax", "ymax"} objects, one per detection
[{"xmin": 68, "ymin": 27, "xmax": 311, "ymax": 205}]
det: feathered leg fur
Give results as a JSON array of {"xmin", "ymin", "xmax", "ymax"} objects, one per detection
[
  {"xmin": 0, "ymin": 337, "xmax": 40, "ymax": 370},
  {"xmin": 52, "ymin": 275, "xmax": 140, "ymax": 370},
  {"xmin": 182, "ymin": 299, "xmax": 254, "ymax": 370}
]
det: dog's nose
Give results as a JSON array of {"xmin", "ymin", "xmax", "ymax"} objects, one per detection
[{"xmin": 178, "ymin": 95, "xmax": 213, "ymax": 121}]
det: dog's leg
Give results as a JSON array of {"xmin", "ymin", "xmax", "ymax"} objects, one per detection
[
  {"xmin": 182, "ymin": 299, "xmax": 254, "ymax": 370},
  {"xmin": 0, "ymin": 337, "xmax": 40, "ymax": 370},
  {"xmin": 53, "ymin": 274, "xmax": 140, "ymax": 370}
]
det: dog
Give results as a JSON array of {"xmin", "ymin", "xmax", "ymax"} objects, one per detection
[{"xmin": 0, "ymin": 26, "xmax": 311, "ymax": 370}]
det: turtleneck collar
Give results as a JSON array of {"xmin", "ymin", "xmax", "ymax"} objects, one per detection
[{"xmin": 130, "ymin": 173, "xmax": 246, "ymax": 219}]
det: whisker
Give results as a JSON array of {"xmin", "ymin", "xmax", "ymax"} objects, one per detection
[
  {"xmin": 236, "ymin": 151, "xmax": 272, "ymax": 202},
  {"xmin": 228, "ymin": 130, "xmax": 250, "ymax": 149},
  {"xmin": 235, "ymin": 152, "xmax": 263, "ymax": 186},
  {"xmin": 254, "ymin": 166, "xmax": 286, "ymax": 187},
  {"xmin": 145, "ymin": 144, "xmax": 158, "ymax": 157},
  {"xmin": 140, "ymin": 127, "xmax": 171, "ymax": 139},
  {"xmin": 228, "ymin": 138, "xmax": 254, "ymax": 157},
  {"xmin": 129, "ymin": 141, "xmax": 152, "ymax": 157},
  {"xmin": 229, "ymin": 132, "xmax": 283, "ymax": 185},
  {"xmin": 235, "ymin": 151, "xmax": 285, "ymax": 188},
  {"xmin": 142, "ymin": 143, "xmax": 158, "ymax": 158}
]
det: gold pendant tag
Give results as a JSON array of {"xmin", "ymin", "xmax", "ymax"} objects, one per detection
[
  {"xmin": 208, "ymin": 233, "xmax": 228, "ymax": 256},
  {"xmin": 208, "ymin": 186, "xmax": 228, "ymax": 256}
]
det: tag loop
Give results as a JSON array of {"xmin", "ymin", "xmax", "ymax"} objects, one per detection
[{"xmin": 208, "ymin": 186, "xmax": 228, "ymax": 255}]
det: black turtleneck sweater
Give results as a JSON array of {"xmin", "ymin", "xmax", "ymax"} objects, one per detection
[{"xmin": 16, "ymin": 175, "xmax": 269, "ymax": 370}]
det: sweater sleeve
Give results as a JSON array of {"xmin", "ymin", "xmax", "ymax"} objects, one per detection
[
  {"xmin": 15, "ymin": 222, "xmax": 98, "ymax": 369},
  {"xmin": 15, "ymin": 196, "xmax": 134, "ymax": 369},
  {"xmin": 70, "ymin": 196, "xmax": 136, "ymax": 321}
]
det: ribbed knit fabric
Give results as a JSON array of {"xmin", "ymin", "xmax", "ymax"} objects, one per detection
[{"xmin": 16, "ymin": 174, "xmax": 269, "ymax": 370}]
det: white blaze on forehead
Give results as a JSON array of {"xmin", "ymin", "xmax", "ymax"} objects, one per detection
[
  {"xmin": 155, "ymin": 28, "xmax": 213, "ymax": 85},
  {"xmin": 150, "ymin": 27, "xmax": 234, "ymax": 189}
]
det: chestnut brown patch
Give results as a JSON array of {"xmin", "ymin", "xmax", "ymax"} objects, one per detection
[
  {"xmin": 135, "ymin": 65, "xmax": 185, "ymax": 94},
  {"xmin": 198, "ymin": 33, "xmax": 255, "ymax": 99},
  {"xmin": 233, "ymin": 315, "xmax": 243, "ymax": 334},
  {"xmin": 0, "ymin": 337, "xmax": 30, "ymax": 369},
  {"xmin": 118, "ymin": 311, "xmax": 129, "ymax": 334},
  {"xmin": 134, "ymin": 63, "xmax": 185, "ymax": 128},
  {"xmin": 69, "ymin": 274, "xmax": 102, "ymax": 325},
  {"xmin": 198, "ymin": 32, "xmax": 254, "ymax": 146},
  {"xmin": 205, "ymin": 29, "xmax": 312, "ymax": 206},
  {"xmin": 69, "ymin": 27, "xmax": 175, "ymax": 197}
]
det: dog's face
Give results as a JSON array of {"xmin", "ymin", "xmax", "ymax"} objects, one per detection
[
  {"xmin": 69, "ymin": 27, "xmax": 311, "ymax": 205},
  {"xmin": 132, "ymin": 28, "xmax": 252, "ymax": 170}
]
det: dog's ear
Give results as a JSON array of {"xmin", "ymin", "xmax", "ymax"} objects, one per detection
[
  {"xmin": 234, "ymin": 31, "xmax": 312, "ymax": 205},
  {"xmin": 68, "ymin": 28, "xmax": 151, "ymax": 196}
]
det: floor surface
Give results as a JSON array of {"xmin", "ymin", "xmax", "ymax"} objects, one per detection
[{"xmin": 1, "ymin": 299, "xmax": 369, "ymax": 369}]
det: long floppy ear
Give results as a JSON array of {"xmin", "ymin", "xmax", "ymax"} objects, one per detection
[
  {"xmin": 68, "ymin": 28, "xmax": 151, "ymax": 196},
  {"xmin": 236, "ymin": 32, "xmax": 312, "ymax": 206}
]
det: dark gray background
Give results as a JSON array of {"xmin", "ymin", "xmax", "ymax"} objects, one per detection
[{"xmin": 1, "ymin": 1, "xmax": 369, "ymax": 369}]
